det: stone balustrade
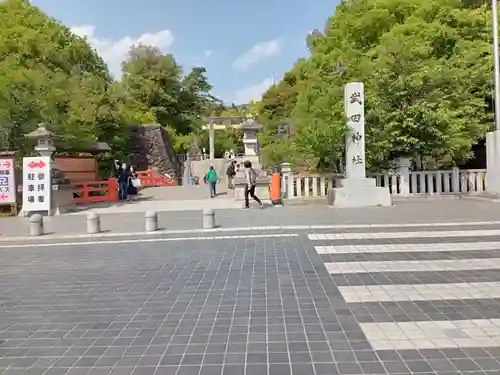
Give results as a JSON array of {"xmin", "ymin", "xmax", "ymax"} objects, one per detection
[{"xmin": 281, "ymin": 168, "xmax": 487, "ymax": 199}]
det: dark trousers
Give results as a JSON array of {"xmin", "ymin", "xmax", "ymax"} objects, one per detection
[
  {"xmin": 244, "ymin": 184, "xmax": 261, "ymax": 208},
  {"xmin": 119, "ymin": 181, "xmax": 128, "ymax": 200},
  {"xmin": 209, "ymin": 181, "xmax": 217, "ymax": 197}
]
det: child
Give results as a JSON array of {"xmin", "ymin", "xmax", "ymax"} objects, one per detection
[{"xmin": 243, "ymin": 160, "xmax": 263, "ymax": 209}]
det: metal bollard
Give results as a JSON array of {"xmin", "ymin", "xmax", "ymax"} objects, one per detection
[
  {"xmin": 87, "ymin": 212, "xmax": 101, "ymax": 234},
  {"xmin": 29, "ymin": 214, "xmax": 44, "ymax": 236},
  {"xmin": 202, "ymin": 208, "xmax": 215, "ymax": 229},
  {"xmin": 145, "ymin": 211, "xmax": 158, "ymax": 232}
]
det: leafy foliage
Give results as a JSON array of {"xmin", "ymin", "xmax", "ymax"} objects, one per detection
[
  {"xmin": 259, "ymin": 0, "xmax": 493, "ymax": 170},
  {"xmin": 0, "ymin": 0, "xmax": 125, "ymax": 158},
  {"xmin": 0, "ymin": 0, "xmax": 222, "ymax": 161},
  {"xmin": 119, "ymin": 46, "xmax": 218, "ymax": 138},
  {"xmin": 1, "ymin": 0, "xmax": 494, "ymax": 173}
]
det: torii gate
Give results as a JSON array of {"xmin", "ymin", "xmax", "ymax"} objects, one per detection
[{"xmin": 203, "ymin": 115, "xmax": 263, "ymax": 160}]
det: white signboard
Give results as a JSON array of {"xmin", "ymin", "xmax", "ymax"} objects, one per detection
[
  {"xmin": 0, "ymin": 159, "xmax": 16, "ymax": 204},
  {"xmin": 344, "ymin": 82, "xmax": 366, "ymax": 179},
  {"xmin": 22, "ymin": 156, "xmax": 51, "ymax": 212}
]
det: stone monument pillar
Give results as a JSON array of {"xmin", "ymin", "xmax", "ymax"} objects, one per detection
[
  {"xmin": 486, "ymin": 130, "xmax": 500, "ymax": 194},
  {"xmin": 327, "ymin": 82, "xmax": 392, "ymax": 208},
  {"xmin": 345, "ymin": 83, "xmax": 366, "ymax": 180}
]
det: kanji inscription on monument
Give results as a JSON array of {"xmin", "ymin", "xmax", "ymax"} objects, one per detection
[{"xmin": 344, "ymin": 82, "xmax": 366, "ymax": 179}]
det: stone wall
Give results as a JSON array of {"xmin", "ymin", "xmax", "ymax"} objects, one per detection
[{"xmin": 129, "ymin": 124, "xmax": 182, "ymax": 180}]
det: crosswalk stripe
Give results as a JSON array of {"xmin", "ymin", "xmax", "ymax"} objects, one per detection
[
  {"xmin": 308, "ymin": 229, "xmax": 500, "ymax": 240},
  {"xmin": 325, "ymin": 258, "xmax": 500, "ymax": 274},
  {"xmin": 339, "ymin": 282, "xmax": 500, "ymax": 303},
  {"xmin": 315, "ymin": 241, "xmax": 500, "ymax": 254},
  {"xmin": 360, "ymin": 319, "xmax": 500, "ymax": 350},
  {"xmin": 309, "ymin": 224, "xmax": 500, "ymax": 352}
]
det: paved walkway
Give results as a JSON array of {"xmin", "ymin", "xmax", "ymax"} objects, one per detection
[
  {"xmin": 139, "ymin": 186, "xmax": 232, "ymax": 201},
  {"xmin": 1, "ymin": 221, "xmax": 500, "ymax": 374},
  {"xmin": 1, "ymin": 199, "xmax": 500, "ymax": 238}
]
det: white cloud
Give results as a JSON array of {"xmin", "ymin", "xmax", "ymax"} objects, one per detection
[
  {"xmin": 232, "ymin": 39, "xmax": 281, "ymax": 71},
  {"xmin": 204, "ymin": 50, "xmax": 213, "ymax": 58},
  {"xmin": 232, "ymin": 78, "xmax": 274, "ymax": 104},
  {"xmin": 70, "ymin": 25, "xmax": 175, "ymax": 78}
]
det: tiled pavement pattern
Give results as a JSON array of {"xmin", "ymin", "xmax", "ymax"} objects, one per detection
[
  {"xmin": 0, "ymin": 232, "xmax": 371, "ymax": 375},
  {"xmin": 4, "ymin": 224, "xmax": 500, "ymax": 375},
  {"xmin": 309, "ymin": 223, "xmax": 500, "ymax": 375}
]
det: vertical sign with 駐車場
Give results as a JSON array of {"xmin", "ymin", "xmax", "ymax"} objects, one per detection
[
  {"xmin": 22, "ymin": 156, "xmax": 51, "ymax": 212},
  {"xmin": 0, "ymin": 159, "xmax": 16, "ymax": 204}
]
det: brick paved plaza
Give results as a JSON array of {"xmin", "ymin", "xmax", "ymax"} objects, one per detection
[{"xmin": 2, "ymin": 207, "xmax": 500, "ymax": 374}]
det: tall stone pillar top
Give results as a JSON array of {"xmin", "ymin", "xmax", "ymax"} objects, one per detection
[{"xmin": 344, "ymin": 82, "xmax": 366, "ymax": 179}]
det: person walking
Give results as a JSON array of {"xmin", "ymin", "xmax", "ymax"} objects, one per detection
[
  {"xmin": 226, "ymin": 160, "xmax": 236, "ymax": 189},
  {"xmin": 205, "ymin": 166, "xmax": 218, "ymax": 198},
  {"xmin": 242, "ymin": 160, "xmax": 264, "ymax": 209}
]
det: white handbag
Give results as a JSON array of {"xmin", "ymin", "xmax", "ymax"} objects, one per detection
[{"xmin": 131, "ymin": 178, "xmax": 142, "ymax": 188}]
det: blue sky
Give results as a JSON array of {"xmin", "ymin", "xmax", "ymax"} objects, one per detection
[{"xmin": 31, "ymin": 0, "xmax": 336, "ymax": 104}]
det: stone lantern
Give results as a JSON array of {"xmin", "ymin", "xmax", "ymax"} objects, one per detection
[
  {"xmin": 26, "ymin": 123, "xmax": 57, "ymax": 164},
  {"xmin": 240, "ymin": 115, "xmax": 263, "ymax": 168},
  {"xmin": 231, "ymin": 115, "xmax": 270, "ymax": 203}
]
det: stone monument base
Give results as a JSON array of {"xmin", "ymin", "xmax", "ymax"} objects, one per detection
[
  {"xmin": 327, "ymin": 178, "xmax": 392, "ymax": 208},
  {"xmin": 233, "ymin": 176, "xmax": 270, "ymax": 202}
]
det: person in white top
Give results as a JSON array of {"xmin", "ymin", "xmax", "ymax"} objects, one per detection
[{"xmin": 242, "ymin": 160, "xmax": 263, "ymax": 209}]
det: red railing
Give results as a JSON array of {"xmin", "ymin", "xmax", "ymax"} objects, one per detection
[
  {"xmin": 71, "ymin": 169, "xmax": 176, "ymax": 205},
  {"xmin": 137, "ymin": 169, "xmax": 176, "ymax": 187},
  {"xmin": 72, "ymin": 178, "xmax": 118, "ymax": 205}
]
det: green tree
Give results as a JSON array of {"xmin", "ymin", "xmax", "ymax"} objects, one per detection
[
  {"xmin": 120, "ymin": 46, "xmax": 217, "ymax": 138},
  {"xmin": 0, "ymin": 0, "xmax": 127, "ymax": 160},
  {"xmin": 260, "ymin": 0, "xmax": 494, "ymax": 170}
]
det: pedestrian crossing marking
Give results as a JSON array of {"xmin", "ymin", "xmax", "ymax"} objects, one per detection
[
  {"xmin": 308, "ymin": 223, "xmax": 500, "ymax": 352},
  {"xmin": 360, "ymin": 319, "xmax": 500, "ymax": 350},
  {"xmin": 339, "ymin": 282, "xmax": 500, "ymax": 303},
  {"xmin": 325, "ymin": 258, "xmax": 500, "ymax": 274},
  {"xmin": 315, "ymin": 241, "xmax": 500, "ymax": 254},
  {"xmin": 308, "ymin": 229, "xmax": 500, "ymax": 240}
]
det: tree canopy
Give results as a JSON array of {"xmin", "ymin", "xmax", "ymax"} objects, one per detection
[
  {"xmin": 0, "ymin": 0, "xmax": 223, "ymax": 163},
  {"xmin": 0, "ymin": 0, "xmax": 123, "ymax": 156},
  {"xmin": 0, "ymin": 0, "xmax": 495, "ymax": 172},
  {"xmin": 258, "ymin": 0, "xmax": 494, "ymax": 170}
]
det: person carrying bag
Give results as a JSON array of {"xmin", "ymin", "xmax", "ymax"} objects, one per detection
[{"xmin": 242, "ymin": 160, "xmax": 263, "ymax": 209}]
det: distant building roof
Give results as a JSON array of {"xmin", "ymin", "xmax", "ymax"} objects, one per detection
[{"xmin": 57, "ymin": 141, "xmax": 111, "ymax": 154}]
